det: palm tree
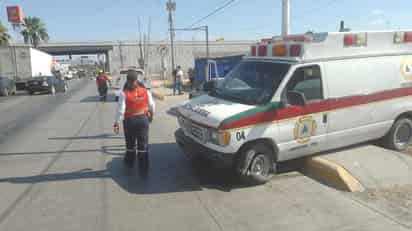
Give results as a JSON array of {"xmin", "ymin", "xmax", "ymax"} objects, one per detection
[
  {"xmin": 0, "ymin": 21, "xmax": 11, "ymax": 46},
  {"xmin": 21, "ymin": 17, "xmax": 49, "ymax": 47}
]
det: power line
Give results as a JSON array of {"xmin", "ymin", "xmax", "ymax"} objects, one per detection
[
  {"xmin": 159, "ymin": 0, "xmax": 238, "ymax": 41},
  {"xmin": 186, "ymin": 0, "xmax": 237, "ymax": 28}
]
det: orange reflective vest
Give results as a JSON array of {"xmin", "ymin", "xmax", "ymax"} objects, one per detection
[{"xmin": 124, "ymin": 86, "xmax": 149, "ymax": 119}]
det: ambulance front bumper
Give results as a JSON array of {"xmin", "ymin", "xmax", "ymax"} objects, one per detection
[{"xmin": 174, "ymin": 128, "xmax": 235, "ymax": 166}]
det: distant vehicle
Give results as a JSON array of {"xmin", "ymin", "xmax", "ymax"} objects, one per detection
[
  {"xmin": 0, "ymin": 77, "xmax": 17, "ymax": 96},
  {"xmin": 113, "ymin": 68, "xmax": 144, "ymax": 101},
  {"xmin": 1, "ymin": 47, "xmax": 53, "ymax": 91},
  {"xmin": 194, "ymin": 55, "xmax": 243, "ymax": 82},
  {"xmin": 0, "ymin": 47, "xmax": 53, "ymax": 81},
  {"xmin": 189, "ymin": 78, "xmax": 224, "ymax": 99},
  {"xmin": 26, "ymin": 76, "xmax": 68, "ymax": 95},
  {"xmin": 78, "ymin": 70, "xmax": 86, "ymax": 78}
]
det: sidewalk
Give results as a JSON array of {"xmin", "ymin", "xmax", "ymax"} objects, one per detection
[{"xmin": 150, "ymin": 79, "xmax": 190, "ymax": 101}]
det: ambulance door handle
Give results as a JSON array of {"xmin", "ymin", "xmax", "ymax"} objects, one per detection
[{"xmin": 322, "ymin": 114, "xmax": 328, "ymax": 124}]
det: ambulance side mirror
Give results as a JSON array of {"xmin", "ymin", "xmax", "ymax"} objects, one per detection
[{"xmin": 287, "ymin": 91, "xmax": 307, "ymax": 106}]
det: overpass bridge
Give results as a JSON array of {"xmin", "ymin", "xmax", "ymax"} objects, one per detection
[
  {"xmin": 39, "ymin": 42, "xmax": 114, "ymax": 56},
  {"xmin": 37, "ymin": 40, "xmax": 252, "ymax": 77}
]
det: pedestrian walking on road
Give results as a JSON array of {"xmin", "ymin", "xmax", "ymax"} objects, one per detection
[
  {"xmin": 188, "ymin": 67, "xmax": 195, "ymax": 90},
  {"xmin": 96, "ymin": 69, "xmax": 111, "ymax": 102},
  {"xmin": 114, "ymin": 70, "xmax": 155, "ymax": 176},
  {"xmin": 172, "ymin": 68, "xmax": 177, "ymax": 95},
  {"xmin": 173, "ymin": 65, "xmax": 183, "ymax": 95}
]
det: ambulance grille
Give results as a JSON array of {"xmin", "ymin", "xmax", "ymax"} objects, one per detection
[{"xmin": 178, "ymin": 116, "xmax": 207, "ymax": 143}]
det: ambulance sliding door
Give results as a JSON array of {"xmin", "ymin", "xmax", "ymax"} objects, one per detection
[
  {"xmin": 277, "ymin": 64, "xmax": 329, "ymax": 161},
  {"xmin": 323, "ymin": 59, "xmax": 375, "ymax": 150}
]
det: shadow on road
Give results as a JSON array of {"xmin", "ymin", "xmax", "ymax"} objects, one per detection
[
  {"xmin": 80, "ymin": 94, "xmax": 116, "ymax": 103},
  {"xmin": 49, "ymin": 133, "xmax": 123, "ymax": 141},
  {"xmin": 0, "ymin": 168, "xmax": 109, "ymax": 184},
  {"xmin": 0, "ymin": 146, "xmax": 125, "ymax": 156},
  {"xmin": 106, "ymin": 142, "xmax": 254, "ymax": 193},
  {"xmin": 0, "ymin": 143, "xmax": 273, "ymax": 194}
]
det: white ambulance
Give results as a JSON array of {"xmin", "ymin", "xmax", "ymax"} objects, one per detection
[{"xmin": 174, "ymin": 31, "xmax": 412, "ymax": 184}]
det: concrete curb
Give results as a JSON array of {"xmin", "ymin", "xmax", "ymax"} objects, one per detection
[
  {"xmin": 151, "ymin": 89, "xmax": 165, "ymax": 101},
  {"xmin": 303, "ymin": 156, "xmax": 365, "ymax": 192}
]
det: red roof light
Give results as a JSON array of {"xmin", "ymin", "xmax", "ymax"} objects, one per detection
[
  {"xmin": 251, "ymin": 46, "xmax": 257, "ymax": 56},
  {"xmin": 258, "ymin": 45, "xmax": 267, "ymax": 56},
  {"xmin": 290, "ymin": 45, "xmax": 302, "ymax": 57},
  {"xmin": 404, "ymin": 32, "xmax": 412, "ymax": 42},
  {"xmin": 344, "ymin": 34, "xmax": 356, "ymax": 46}
]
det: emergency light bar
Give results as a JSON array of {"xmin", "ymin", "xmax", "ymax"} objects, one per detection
[
  {"xmin": 250, "ymin": 43, "xmax": 303, "ymax": 58},
  {"xmin": 289, "ymin": 44, "xmax": 302, "ymax": 57},
  {"xmin": 344, "ymin": 33, "xmax": 367, "ymax": 47},
  {"xmin": 272, "ymin": 45, "xmax": 286, "ymax": 56},
  {"xmin": 251, "ymin": 46, "xmax": 257, "ymax": 56},
  {"xmin": 260, "ymin": 34, "xmax": 313, "ymax": 44},
  {"xmin": 394, "ymin": 31, "xmax": 412, "ymax": 43},
  {"xmin": 258, "ymin": 45, "xmax": 267, "ymax": 56},
  {"xmin": 250, "ymin": 31, "xmax": 412, "ymax": 60}
]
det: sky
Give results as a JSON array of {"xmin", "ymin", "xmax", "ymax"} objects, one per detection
[{"xmin": 0, "ymin": 0, "xmax": 410, "ymax": 42}]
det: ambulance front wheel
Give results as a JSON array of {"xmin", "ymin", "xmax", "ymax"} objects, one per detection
[
  {"xmin": 383, "ymin": 117, "xmax": 412, "ymax": 151},
  {"xmin": 236, "ymin": 143, "xmax": 274, "ymax": 185}
]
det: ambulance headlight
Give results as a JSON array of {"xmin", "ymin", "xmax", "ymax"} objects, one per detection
[{"xmin": 209, "ymin": 129, "xmax": 231, "ymax": 146}]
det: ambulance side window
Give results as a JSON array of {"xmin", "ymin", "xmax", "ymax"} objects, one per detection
[{"xmin": 284, "ymin": 65, "xmax": 323, "ymax": 103}]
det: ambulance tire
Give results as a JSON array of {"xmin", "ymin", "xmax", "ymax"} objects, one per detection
[
  {"xmin": 236, "ymin": 143, "xmax": 273, "ymax": 185},
  {"xmin": 1, "ymin": 88, "xmax": 8, "ymax": 97},
  {"xmin": 383, "ymin": 117, "xmax": 412, "ymax": 151},
  {"xmin": 49, "ymin": 86, "xmax": 56, "ymax": 95}
]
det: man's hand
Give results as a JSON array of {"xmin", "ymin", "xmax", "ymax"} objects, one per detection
[{"xmin": 113, "ymin": 122, "xmax": 120, "ymax": 134}]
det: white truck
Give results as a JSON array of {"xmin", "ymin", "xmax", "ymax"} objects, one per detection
[
  {"xmin": 0, "ymin": 46, "xmax": 52, "ymax": 80},
  {"xmin": 175, "ymin": 31, "xmax": 412, "ymax": 185},
  {"xmin": 113, "ymin": 67, "xmax": 145, "ymax": 101}
]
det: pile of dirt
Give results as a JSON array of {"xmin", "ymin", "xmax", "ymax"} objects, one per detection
[{"xmin": 354, "ymin": 185, "xmax": 412, "ymax": 226}]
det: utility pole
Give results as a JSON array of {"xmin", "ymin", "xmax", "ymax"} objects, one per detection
[
  {"xmin": 282, "ymin": 0, "xmax": 290, "ymax": 36},
  {"xmin": 138, "ymin": 17, "xmax": 144, "ymax": 68},
  {"xmin": 145, "ymin": 17, "xmax": 151, "ymax": 79},
  {"xmin": 167, "ymin": 0, "xmax": 176, "ymax": 74},
  {"xmin": 119, "ymin": 41, "xmax": 124, "ymax": 68},
  {"xmin": 205, "ymin": 25, "xmax": 209, "ymax": 60}
]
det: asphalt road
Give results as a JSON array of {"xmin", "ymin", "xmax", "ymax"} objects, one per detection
[{"xmin": 0, "ymin": 80, "xmax": 410, "ymax": 231}]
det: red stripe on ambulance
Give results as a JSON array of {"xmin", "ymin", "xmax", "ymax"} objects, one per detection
[{"xmin": 220, "ymin": 87, "xmax": 412, "ymax": 130}]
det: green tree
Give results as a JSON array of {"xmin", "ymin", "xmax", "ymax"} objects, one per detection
[
  {"xmin": 21, "ymin": 17, "xmax": 49, "ymax": 47},
  {"xmin": 0, "ymin": 21, "xmax": 11, "ymax": 46}
]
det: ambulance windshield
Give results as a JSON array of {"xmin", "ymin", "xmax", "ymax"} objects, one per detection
[{"xmin": 212, "ymin": 61, "xmax": 291, "ymax": 105}]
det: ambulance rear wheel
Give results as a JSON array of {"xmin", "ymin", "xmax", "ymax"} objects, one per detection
[
  {"xmin": 236, "ymin": 143, "xmax": 273, "ymax": 185},
  {"xmin": 49, "ymin": 86, "xmax": 56, "ymax": 95},
  {"xmin": 1, "ymin": 88, "xmax": 8, "ymax": 97},
  {"xmin": 384, "ymin": 118, "xmax": 412, "ymax": 151}
]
